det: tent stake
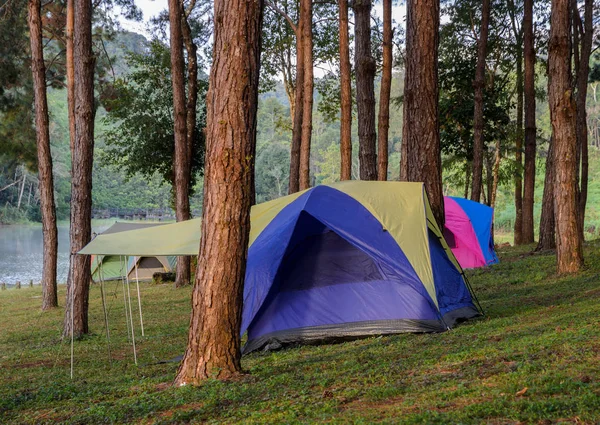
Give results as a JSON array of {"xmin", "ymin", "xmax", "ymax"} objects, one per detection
[{"xmin": 133, "ymin": 256, "xmax": 145, "ymax": 336}]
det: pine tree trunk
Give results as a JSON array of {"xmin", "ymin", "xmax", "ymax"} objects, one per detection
[
  {"xmin": 339, "ymin": 0, "xmax": 352, "ymax": 181},
  {"xmin": 28, "ymin": 0, "xmax": 58, "ymax": 310},
  {"xmin": 289, "ymin": 22, "xmax": 304, "ymax": 194},
  {"xmin": 178, "ymin": 2, "xmax": 199, "ymax": 287},
  {"xmin": 299, "ymin": 0, "xmax": 313, "ymax": 191},
  {"xmin": 548, "ymin": 0, "xmax": 583, "ymax": 273},
  {"xmin": 377, "ymin": 0, "xmax": 392, "ymax": 181},
  {"xmin": 464, "ymin": 163, "xmax": 471, "ymax": 199},
  {"xmin": 514, "ymin": 46, "xmax": 524, "ymax": 245},
  {"xmin": 354, "ymin": 0, "xmax": 377, "ymax": 180},
  {"xmin": 471, "ymin": 0, "xmax": 491, "ymax": 203},
  {"xmin": 174, "ymin": 0, "xmax": 263, "ymax": 385},
  {"xmin": 522, "ymin": 0, "xmax": 536, "ymax": 244},
  {"xmin": 401, "ymin": 0, "xmax": 444, "ymax": 227},
  {"xmin": 63, "ymin": 0, "xmax": 95, "ymax": 338},
  {"xmin": 491, "ymin": 138, "xmax": 501, "ymax": 209},
  {"xmin": 169, "ymin": 0, "xmax": 191, "ymax": 287},
  {"xmin": 66, "ymin": 0, "xmax": 75, "ymax": 156},
  {"xmin": 536, "ymin": 138, "xmax": 555, "ymax": 250},
  {"xmin": 574, "ymin": 0, "xmax": 593, "ymax": 240}
]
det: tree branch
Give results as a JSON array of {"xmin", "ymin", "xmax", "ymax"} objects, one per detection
[{"xmin": 265, "ymin": 0, "xmax": 297, "ymax": 35}]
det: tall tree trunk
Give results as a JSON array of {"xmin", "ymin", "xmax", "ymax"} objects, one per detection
[
  {"xmin": 174, "ymin": 0, "xmax": 263, "ymax": 384},
  {"xmin": 377, "ymin": 0, "xmax": 392, "ymax": 181},
  {"xmin": 484, "ymin": 151, "xmax": 493, "ymax": 206},
  {"xmin": 536, "ymin": 139, "xmax": 556, "ymax": 250},
  {"xmin": 574, "ymin": 0, "xmax": 593, "ymax": 240},
  {"xmin": 354, "ymin": 0, "xmax": 377, "ymax": 180},
  {"xmin": 178, "ymin": 1, "xmax": 198, "ymax": 288},
  {"xmin": 464, "ymin": 162, "xmax": 471, "ymax": 199},
  {"xmin": 63, "ymin": 0, "xmax": 95, "ymax": 338},
  {"xmin": 289, "ymin": 21, "xmax": 304, "ymax": 193},
  {"xmin": 471, "ymin": 0, "xmax": 491, "ymax": 203},
  {"xmin": 401, "ymin": 0, "xmax": 444, "ymax": 227},
  {"xmin": 28, "ymin": 0, "xmax": 58, "ymax": 310},
  {"xmin": 66, "ymin": 0, "xmax": 75, "ymax": 156},
  {"xmin": 17, "ymin": 171, "xmax": 26, "ymax": 210},
  {"xmin": 339, "ymin": 0, "xmax": 352, "ymax": 181},
  {"xmin": 299, "ymin": 0, "xmax": 313, "ymax": 191},
  {"xmin": 169, "ymin": 0, "xmax": 191, "ymax": 287},
  {"xmin": 490, "ymin": 139, "xmax": 501, "ymax": 209},
  {"xmin": 514, "ymin": 46, "xmax": 524, "ymax": 245},
  {"xmin": 522, "ymin": 0, "xmax": 536, "ymax": 244},
  {"xmin": 548, "ymin": 0, "xmax": 583, "ymax": 273}
]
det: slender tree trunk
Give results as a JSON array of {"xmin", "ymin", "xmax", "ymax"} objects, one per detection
[
  {"xmin": 299, "ymin": 0, "xmax": 313, "ymax": 191},
  {"xmin": 536, "ymin": 139, "xmax": 556, "ymax": 250},
  {"xmin": 169, "ymin": 0, "xmax": 192, "ymax": 287},
  {"xmin": 289, "ymin": 22, "xmax": 304, "ymax": 193},
  {"xmin": 471, "ymin": 0, "xmax": 491, "ymax": 203},
  {"xmin": 514, "ymin": 45, "xmax": 524, "ymax": 245},
  {"xmin": 522, "ymin": 0, "xmax": 536, "ymax": 244},
  {"xmin": 17, "ymin": 172, "xmax": 26, "ymax": 210},
  {"xmin": 174, "ymin": 0, "xmax": 263, "ymax": 384},
  {"xmin": 63, "ymin": 0, "xmax": 95, "ymax": 338},
  {"xmin": 401, "ymin": 0, "xmax": 444, "ymax": 227},
  {"xmin": 574, "ymin": 0, "xmax": 593, "ymax": 240},
  {"xmin": 491, "ymin": 139, "xmax": 501, "ymax": 209},
  {"xmin": 339, "ymin": 0, "xmax": 352, "ymax": 181},
  {"xmin": 377, "ymin": 0, "xmax": 392, "ymax": 181},
  {"xmin": 548, "ymin": 0, "xmax": 583, "ymax": 273},
  {"xmin": 464, "ymin": 162, "xmax": 471, "ymax": 199},
  {"xmin": 66, "ymin": 0, "xmax": 75, "ymax": 156},
  {"xmin": 177, "ymin": 2, "xmax": 198, "ymax": 288},
  {"xmin": 354, "ymin": 0, "xmax": 377, "ymax": 180},
  {"xmin": 484, "ymin": 151, "xmax": 493, "ymax": 206},
  {"xmin": 29, "ymin": 0, "xmax": 58, "ymax": 310}
]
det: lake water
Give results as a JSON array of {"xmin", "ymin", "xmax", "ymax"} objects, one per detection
[{"xmin": 0, "ymin": 222, "xmax": 112, "ymax": 285}]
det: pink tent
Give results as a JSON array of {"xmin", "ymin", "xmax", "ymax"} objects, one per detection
[{"xmin": 443, "ymin": 197, "xmax": 498, "ymax": 269}]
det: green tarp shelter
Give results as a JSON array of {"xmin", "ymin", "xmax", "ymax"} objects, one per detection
[{"xmin": 90, "ymin": 222, "xmax": 177, "ymax": 282}]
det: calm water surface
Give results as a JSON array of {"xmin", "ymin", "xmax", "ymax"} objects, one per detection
[{"xmin": 0, "ymin": 222, "xmax": 111, "ymax": 285}]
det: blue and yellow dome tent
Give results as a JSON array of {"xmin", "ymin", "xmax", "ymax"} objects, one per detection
[{"xmin": 80, "ymin": 181, "xmax": 482, "ymax": 353}]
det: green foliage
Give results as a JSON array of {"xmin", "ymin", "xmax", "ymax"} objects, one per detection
[
  {"xmin": 2, "ymin": 243, "xmax": 600, "ymax": 423},
  {"xmin": 101, "ymin": 40, "xmax": 207, "ymax": 193}
]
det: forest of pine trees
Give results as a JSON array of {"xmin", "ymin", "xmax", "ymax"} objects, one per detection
[{"xmin": 0, "ymin": 0, "xmax": 598, "ymax": 381}]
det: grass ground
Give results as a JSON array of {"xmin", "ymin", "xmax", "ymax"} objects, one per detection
[{"xmin": 1, "ymin": 242, "xmax": 600, "ymax": 424}]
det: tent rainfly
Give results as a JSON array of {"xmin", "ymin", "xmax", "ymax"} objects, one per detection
[
  {"xmin": 443, "ymin": 196, "xmax": 499, "ymax": 269},
  {"xmin": 80, "ymin": 181, "xmax": 482, "ymax": 353}
]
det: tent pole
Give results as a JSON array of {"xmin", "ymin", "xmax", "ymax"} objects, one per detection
[
  {"xmin": 70, "ymin": 253, "xmax": 75, "ymax": 380},
  {"xmin": 125, "ymin": 257, "xmax": 138, "ymax": 365},
  {"xmin": 121, "ymin": 256, "xmax": 131, "ymax": 342},
  {"xmin": 99, "ymin": 263, "xmax": 112, "ymax": 364},
  {"xmin": 133, "ymin": 256, "xmax": 145, "ymax": 336}
]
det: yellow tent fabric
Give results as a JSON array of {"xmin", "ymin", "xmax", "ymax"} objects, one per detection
[{"xmin": 80, "ymin": 181, "xmax": 459, "ymax": 305}]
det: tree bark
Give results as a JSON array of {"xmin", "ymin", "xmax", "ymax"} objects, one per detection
[
  {"xmin": 354, "ymin": 0, "xmax": 377, "ymax": 180},
  {"xmin": 63, "ymin": 0, "xmax": 95, "ymax": 338},
  {"xmin": 339, "ymin": 0, "xmax": 352, "ymax": 181},
  {"xmin": 401, "ymin": 0, "xmax": 444, "ymax": 227},
  {"xmin": 377, "ymin": 0, "xmax": 392, "ymax": 181},
  {"xmin": 522, "ymin": 0, "xmax": 536, "ymax": 244},
  {"xmin": 289, "ymin": 19, "xmax": 304, "ymax": 193},
  {"xmin": 66, "ymin": 0, "xmax": 75, "ymax": 156},
  {"xmin": 169, "ymin": 0, "xmax": 192, "ymax": 287},
  {"xmin": 299, "ymin": 0, "xmax": 313, "ymax": 191},
  {"xmin": 548, "ymin": 0, "xmax": 583, "ymax": 273},
  {"xmin": 514, "ymin": 48, "xmax": 524, "ymax": 245},
  {"xmin": 174, "ymin": 0, "xmax": 263, "ymax": 384},
  {"xmin": 28, "ymin": 0, "xmax": 58, "ymax": 310},
  {"xmin": 490, "ymin": 138, "xmax": 501, "ymax": 209},
  {"xmin": 574, "ymin": 0, "xmax": 593, "ymax": 240},
  {"xmin": 536, "ymin": 139, "xmax": 556, "ymax": 250},
  {"xmin": 471, "ymin": 0, "xmax": 491, "ymax": 203}
]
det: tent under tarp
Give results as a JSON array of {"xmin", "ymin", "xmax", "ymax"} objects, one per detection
[{"xmin": 90, "ymin": 222, "xmax": 177, "ymax": 282}]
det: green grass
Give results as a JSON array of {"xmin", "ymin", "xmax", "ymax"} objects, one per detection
[{"xmin": 1, "ymin": 242, "xmax": 600, "ymax": 424}]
